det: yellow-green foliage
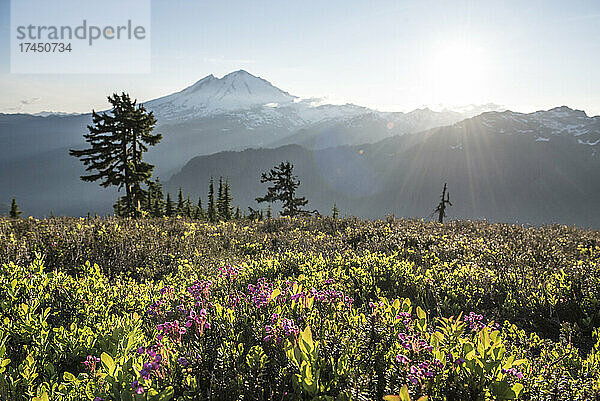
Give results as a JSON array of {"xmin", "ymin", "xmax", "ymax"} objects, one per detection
[{"xmin": 0, "ymin": 216, "xmax": 599, "ymax": 400}]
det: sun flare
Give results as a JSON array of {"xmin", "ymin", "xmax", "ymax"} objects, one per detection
[{"xmin": 427, "ymin": 40, "xmax": 489, "ymax": 105}]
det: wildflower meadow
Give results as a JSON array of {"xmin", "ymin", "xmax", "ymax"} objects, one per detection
[{"xmin": 0, "ymin": 217, "xmax": 599, "ymax": 400}]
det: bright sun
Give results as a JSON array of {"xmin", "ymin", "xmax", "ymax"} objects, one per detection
[{"xmin": 426, "ymin": 40, "xmax": 489, "ymax": 106}]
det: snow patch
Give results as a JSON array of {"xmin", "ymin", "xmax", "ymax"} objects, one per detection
[{"xmin": 578, "ymin": 139, "xmax": 600, "ymax": 146}]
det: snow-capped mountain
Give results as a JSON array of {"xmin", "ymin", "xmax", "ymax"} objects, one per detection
[
  {"xmin": 462, "ymin": 106, "xmax": 600, "ymax": 152},
  {"xmin": 143, "ymin": 70, "xmax": 481, "ymax": 155},
  {"xmin": 167, "ymin": 108, "xmax": 600, "ymax": 228},
  {"xmin": 146, "ymin": 70, "xmax": 296, "ymax": 120},
  {"xmin": 133, "ymin": 70, "xmax": 489, "ymax": 172},
  {"xmin": 270, "ymin": 107, "xmax": 470, "ymax": 149},
  {"xmin": 144, "ymin": 71, "xmax": 507, "ymax": 133},
  {"xmin": 444, "ymin": 103, "xmax": 506, "ymax": 118},
  {"xmin": 146, "ymin": 70, "xmax": 373, "ymax": 128},
  {"xmin": 6, "ymin": 69, "xmax": 600, "ymax": 221},
  {"xmin": 31, "ymin": 111, "xmax": 83, "ymax": 117}
]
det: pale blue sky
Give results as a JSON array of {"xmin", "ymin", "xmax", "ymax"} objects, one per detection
[{"xmin": 1, "ymin": 0, "xmax": 600, "ymax": 115}]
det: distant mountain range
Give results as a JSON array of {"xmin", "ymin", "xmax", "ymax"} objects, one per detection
[
  {"xmin": 167, "ymin": 109, "xmax": 600, "ymax": 227},
  {"xmin": 141, "ymin": 70, "xmax": 494, "ymax": 173},
  {"xmin": 0, "ymin": 70, "xmax": 598, "ymax": 226}
]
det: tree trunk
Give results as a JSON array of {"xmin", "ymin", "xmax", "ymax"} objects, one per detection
[{"xmin": 123, "ymin": 130, "xmax": 132, "ymax": 217}]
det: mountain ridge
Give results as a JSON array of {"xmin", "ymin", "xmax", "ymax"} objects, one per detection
[{"xmin": 1, "ymin": 70, "xmax": 599, "ymax": 223}]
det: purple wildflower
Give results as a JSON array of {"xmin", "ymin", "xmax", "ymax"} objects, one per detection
[
  {"xmin": 83, "ymin": 355, "xmax": 100, "ymax": 372},
  {"xmin": 218, "ymin": 265, "xmax": 243, "ymax": 281},
  {"xmin": 247, "ymin": 278, "xmax": 273, "ymax": 308},
  {"xmin": 281, "ymin": 318, "xmax": 299, "ymax": 337},
  {"xmin": 502, "ymin": 368, "xmax": 524, "ymax": 379},
  {"xmin": 187, "ymin": 280, "xmax": 212, "ymax": 304},
  {"xmin": 464, "ymin": 312, "xmax": 485, "ymax": 331},
  {"xmin": 131, "ymin": 380, "xmax": 144, "ymax": 394},
  {"xmin": 454, "ymin": 357, "xmax": 466, "ymax": 365}
]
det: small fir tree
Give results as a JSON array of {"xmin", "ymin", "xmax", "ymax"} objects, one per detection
[
  {"xmin": 194, "ymin": 197, "xmax": 204, "ymax": 220},
  {"xmin": 145, "ymin": 178, "xmax": 165, "ymax": 217},
  {"xmin": 185, "ymin": 196, "xmax": 192, "ymax": 218},
  {"xmin": 332, "ymin": 203, "xmax": 339, "ymax": 219},
  {"xmin": 177, "ymin": 188, "xmax": 185, "ymax": 216},
  {"xmin": 217, "ymin": 177, "xmax": 224, "ymax": 220},
  {"xmin": 165, "ymin": 193, "xmax": 174, "ymax": 217},
  {"xmin": 218, "ymin": 179, "xmax": 233, "ymax": 220},
  {"xmin": 207, "ymin": 177, "xmax": 217, "ymax": 222},
  {"xmin": 256, "ymin": 161, "xmax": 310, "ymax": 217},
  {"xmin": 247, "ymin": 207, "xmax": 260, "ymax": 220},
  {"xmin": 9, "ymin": 198, "xmax": 23, "ymax": 219}
]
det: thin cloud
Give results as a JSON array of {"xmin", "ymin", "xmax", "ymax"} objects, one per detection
[
  {"xmin": 20, "ymin": 97, "xmax": 41, "ymax": 105},
  {"xmin": 6, "ymin": 97, "xmax": 42, "ymax": 112}
]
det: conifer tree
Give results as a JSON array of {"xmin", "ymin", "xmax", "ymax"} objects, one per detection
[
  {"xmin": 9, "ymin": 198, "xmax": 23, "ymax": 219},
  {"xmin": 69, "ymin": 93, "xmax": 161, "ymax": 218},
  {"xmin": 332, "ymin": 202, "xmax": 339, "ymax": 219},
  {"xmin": 113, "ymin": 197, "xmax": 126, "ymax": 217},
  {"xmin": 234, "ymin": 206, "xmax": 241, "ymax": 220},
  {"xmin": 247, "ymin": 207, "xmax": 260, "ymax": 220},
  {"xmin": 194, "ymin": 197, "xmax": 204, "ymax": 220},
  {"xmin": 224, "ymin": 180, "xmax": 233, "ymax": 220},
  {"xmin": 217, "ymin": 177, "xmax": 224, "ymax": 219},
  {"xmin": 217, "ymin": 178, "xmax": 233, "ymax": 220},
  {"xmin": 266, "ymin": 204, "xmax": 272, "ymax": 219},
  {"xmin": 256, "ymin": 161, "xmax": 310, "ymax": 217},
  {"xmin": 185, "ymin": 196, "xmax": 192, "ymax": 218},
  {"xmin": 207, "ymin": 177, "xmax": 217, "ymax": 222},
  {"xmin": 153, "ymin": 197, "xmax": 163, "ymax": 218},
  {"xmin": 177, "ymin": 188, "xmax": 185, "ymax": 216},
  {"xmin": 165, "ymin": 193, "xmax": 174, "ymax": 217},
  {"xmin": 145, "ymin": 178, "xmax": 164, "ymax": 217}
]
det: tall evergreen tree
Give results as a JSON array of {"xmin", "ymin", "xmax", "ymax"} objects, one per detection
[
  {"xmin": 69, "ymin": 93, "xmax": 162, "ymax": 218},
  {"xmin": 165, "ymin": 193, "xmax": 174, "ymax": 217},
  {"xmin": 217, "ymin": 178, "xmax": 233, "ymax": 220},
  {"xmin": 177, "ymin": 188, "xmax": 185, "ymax": 216},
  {"xmin": 234, "ymin": 206, "xmax": 241, "ymax": 220},
  {"xmin": 256, "ymin": 161, "xmax": 310, "ymax": 217},
  {"xmin": 217, "ymin": 177, "xmax": 224, "ymax": 219},
  {"xmin": 9, "ymin": 198, "xmax": 23, "ymax": 219},
  {"xmin": 224, "ymin": 180, "xmax": 233, "ymax": 220},
  {"xmin": 266, "ymin": 204, "xmax": 272, "ymax": 219},
  {"xmin": 207, "ymin": 177, "xmax": 217, "ymax": 222},
  {"xmin": 194, "ymin": 197, "xmax": 204, "ymax": 220},
  {"xmin": 153, "ymin": 196, "xmax": 163, "ymax": 218},
  {"xmin": 144, "ymin": 178, "xmax": 164, "ymax": 217},
  {"xmin": 185, "ymin": 196, "xmax": 192, "ymax": 218}
]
